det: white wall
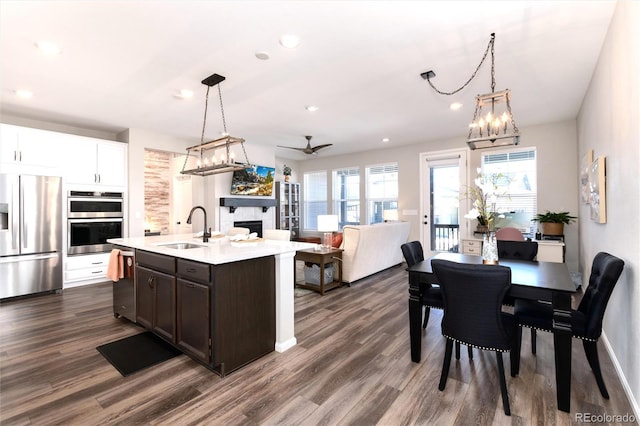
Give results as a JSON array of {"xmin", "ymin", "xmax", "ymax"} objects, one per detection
[
  {"xmin": 296, "ymin": 119, "xmax": 580, "ymax": 271},
  {"xmin": 577, "ymin": 0, "xmax": 640, "ymax": 415},
  {"xmin": 123, "ymin": 128, "xmax": 198, "ymax": 237}
]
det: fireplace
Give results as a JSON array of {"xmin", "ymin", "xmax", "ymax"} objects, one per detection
[
  {"xmin": 218, "ymin": 198, "xmax": 274, "ymax": 235},
  {"xmin": 234, "ymin": 220, "xmax": 263, "ymax": 237}
]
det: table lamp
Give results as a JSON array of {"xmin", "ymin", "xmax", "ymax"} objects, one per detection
[
  {"xmin": 317, "ymin": 214, "xmax": 339, "ymax": 249},
  {"xmin": 383, "ymin": 209, "xmax": 398, "ymax": 222}
]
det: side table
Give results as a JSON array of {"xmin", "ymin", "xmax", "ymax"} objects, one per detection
[{"xmin": 295, "ymin": 247, "xmax": 343, "ymax": 295}]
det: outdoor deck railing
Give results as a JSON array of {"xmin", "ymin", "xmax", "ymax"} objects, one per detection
[{"xmin": 432, "ymin": 224, "xmax": 460, "ymax": 252}]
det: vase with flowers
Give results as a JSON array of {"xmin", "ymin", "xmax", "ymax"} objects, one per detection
[{"xmin": 463, "ymin": 169, "xmax": 509, "ymax": 264}]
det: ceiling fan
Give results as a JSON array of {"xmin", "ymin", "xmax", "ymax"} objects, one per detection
[{"xmin": 278, "ymin": 135, "xmax": 333, "ymax": 155}]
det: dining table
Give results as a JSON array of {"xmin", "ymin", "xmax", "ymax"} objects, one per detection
[{"xmin": 408, "ymin": 252, "xmax": 577, "ymax": 413}]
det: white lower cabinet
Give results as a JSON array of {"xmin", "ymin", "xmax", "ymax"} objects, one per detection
[{"xmin": 64, "ymin": 253, "xmax": 111, "ymax": 286}]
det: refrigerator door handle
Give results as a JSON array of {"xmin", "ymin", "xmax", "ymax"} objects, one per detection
[
  {"xmin": 19, "ymin": 181, "xmax": 27, "ymax": 249},
  {"xmin": 0, "ymin": 252, "xmax": 59, "ymax": 264},
  {"xmin": 12, "ymin": 177, "xmax": 19, "ymax": 251}
]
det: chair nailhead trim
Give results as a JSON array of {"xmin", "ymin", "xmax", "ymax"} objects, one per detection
[
  {"xmin": 519, "ymin": 325, "xmax": 597, "ymax": 342},
  {"xmin": 443, "ymin": 335, "xmax": 510, "ymax": 353}
]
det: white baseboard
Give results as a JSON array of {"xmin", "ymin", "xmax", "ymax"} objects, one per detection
[
  {"xmin": 601, "ymin": 332, "xmax": 639, "ymax": 420},
  {"xmin": 275, "ymin": 337, "xmax": 297, "ymax": 353}
]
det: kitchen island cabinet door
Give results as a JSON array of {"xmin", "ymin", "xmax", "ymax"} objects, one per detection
[
  {"xmin": 153, "ymin": 271, "xmax": 176, "ymax": 343},
  {"xmin": 136, "ymin": 265, "xmax": 176, "ymax": 343},
  {"xmin": 177, "ymin": 278, "xmax": 210, "ymax": 363},
  {"xmin": 136, "ymin": 266, "xmax": 154, "ymax": 330}
]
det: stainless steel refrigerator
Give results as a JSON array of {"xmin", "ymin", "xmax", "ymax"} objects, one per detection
[{"xmin": 0, "ymin": 174, "xmax": 63, "ymax": 299}]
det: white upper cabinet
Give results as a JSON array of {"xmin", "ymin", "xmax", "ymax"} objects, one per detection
[
  {"xmin": 96, "ymin": 142, "xmax": 127, "ymax": 187},
  {"xmin": 0, "ymin": 124, "xmax": 69, "ymax": 173},
  {"xmin": 64, "ymin": 136, "xmax": 127, "ymax": 187},
  {"xmin": 0, "ymin": 124, "xmax": 19, "ymax": 165},
  {"xmin": 1, "ymin": 124, "xmax": 127, "ymax": 189}
]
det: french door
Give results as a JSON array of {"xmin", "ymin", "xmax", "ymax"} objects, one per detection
[{"xmin": 419, "ymin": 149, "xmax": 468, "ymax": 258}]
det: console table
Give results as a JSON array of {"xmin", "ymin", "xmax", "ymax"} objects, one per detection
[{"xmin": 460, "ymin": 237, "xmax": 565, "ymax": 263}]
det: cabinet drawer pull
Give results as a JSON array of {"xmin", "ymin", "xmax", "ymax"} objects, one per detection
[
  {"xmin": 91, "ymin": 261, "xmax": 104, "ymax": 265},
  {"xmin": 187, "ymin": 268, "xmax": 197, "ymax": 273},
  {"xmin": 91, "ymin": 270, "xmax": 102, "ymax": 274},
  {"xmin": 186, "ymin": 283, "xmax": 195, "ymax": 288}
]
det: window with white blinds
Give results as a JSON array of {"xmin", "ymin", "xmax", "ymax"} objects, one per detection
[
  {"xmin": 303, "ymin": 170, "xmax": 327, "ymax": 230},
  {"xmin": 333, "ymin": 167, "xmax": 360, "ymax": 227},
  {"xmin": 481, "ymin": 149, "xmax": 537, "ymax": 237},
  {"xmin": 366, "ymin": 163, "xmax": 398, "ymax": 224}
]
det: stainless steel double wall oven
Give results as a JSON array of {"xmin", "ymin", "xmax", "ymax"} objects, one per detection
[{"xmin": 67, "ymin": 190, "xmax": 123, "ymax": 255}]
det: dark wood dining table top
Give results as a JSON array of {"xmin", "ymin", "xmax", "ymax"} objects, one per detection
[{"xmin": 408, "ymin": 252, "xmax": 576, "ymax": 295}]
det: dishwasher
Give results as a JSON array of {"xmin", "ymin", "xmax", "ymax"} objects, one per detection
[{"xmin": 112, "ymin": 246, "xmax": 136, "ymax": 322}]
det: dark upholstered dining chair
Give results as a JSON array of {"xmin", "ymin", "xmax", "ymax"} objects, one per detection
[
  {"xmin": 497, "ymin": 240, "xmax": 538, "ymax": 262},
  {"xmin": 497, "ymin": 240, "xmax": 539, "ymax": 306},
  {"xmin": 402, "ymin": 241, "xmax": 472, "ymax": 359},
  {"xmin": 432, "ymin": 259, "xmax": 520, "ymax": 416},
  {"xmin": 514, "ymin": 252, "xmax": 624, "ymax": 399},
  {"xmin": 401, "ymin": 241, "xmax": 443, "ymax": 329}
]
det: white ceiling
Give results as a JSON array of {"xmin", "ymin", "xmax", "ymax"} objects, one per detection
[{"xmin": 0, "ymin": 1, "xmax": 616, "ymax": 159}]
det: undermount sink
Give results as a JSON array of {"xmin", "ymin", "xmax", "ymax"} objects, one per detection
[{"xmin": 157, "ymin": 242, "xmax": 206, "ymax": 250}]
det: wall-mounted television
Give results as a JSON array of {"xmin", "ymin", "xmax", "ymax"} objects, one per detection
[{"xmin": 230, "ymin": 165, "xmax": 275, "ymax": 196}]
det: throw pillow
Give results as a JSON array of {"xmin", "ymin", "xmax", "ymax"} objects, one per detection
[{"xmin": 332, "ymin": 232, "xmax": 343, "ymax": 248}]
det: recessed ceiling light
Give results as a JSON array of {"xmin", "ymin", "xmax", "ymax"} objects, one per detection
[
  {"xmin": 35, "ymin": 40, "xmax": 61, "ymax": 55},
  {"xmin": 15, "ymin": 89, "xmax": 33, "ymax": 99},
  {"xmin": 450, "ymin": 102, "xmax": 463, "ymax": 111},
  {"xmin": 255, "ymin": 51, "xmax": 270, "ymax": 60},
  {"xmin": 279, "ymin": 34, "xmax": 300, "ymax": 49},
  {"xmin": 382, "ymin": 138, "xmax": 390, "ymax": 143},
  {"xmin": 175, "ymin": 89, "xmax": 194, "ymax": 99},
  {"xmin": 305, "ymin": 105, "xmax": 319, "ymax": 112}
]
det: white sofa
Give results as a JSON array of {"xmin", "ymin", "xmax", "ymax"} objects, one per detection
[{"xmin": 339, "ymin": 222, "xmax": 411, "ymax": 283}]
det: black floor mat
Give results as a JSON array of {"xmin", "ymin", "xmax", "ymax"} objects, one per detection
[{"xmin": 96, "ymin": 332, "xmax": 181, "ymax": 376}]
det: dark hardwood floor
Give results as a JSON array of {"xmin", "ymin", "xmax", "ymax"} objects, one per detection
[{"xmin": 0, "ymin": 265, "xmax": 636, "ymax": 425}]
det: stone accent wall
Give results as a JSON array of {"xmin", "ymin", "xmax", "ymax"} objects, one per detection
[{"xmin": 144, "ymin": 149, "xmax": 171, "ymax": 234}]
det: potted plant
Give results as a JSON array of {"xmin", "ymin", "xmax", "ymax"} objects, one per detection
[
  {"xmin": 282, "ymin": 164, "xmax": 292, "ymax": 182},
  {"xmin": 532, "ymin": 211, "xmax": 577, "ymax": 236}
]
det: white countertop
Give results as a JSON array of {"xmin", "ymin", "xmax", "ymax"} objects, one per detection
[{"xmin": 108, "ymin": 234, "xmax": 316, "ymax": 265}]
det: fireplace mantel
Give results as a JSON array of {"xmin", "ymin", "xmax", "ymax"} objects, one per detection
[{"xmin": 220, "ymin": 197, "xmax": 277, "ymax": 213}]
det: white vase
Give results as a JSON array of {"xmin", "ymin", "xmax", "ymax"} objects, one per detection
[{"xmin": 482, "ymin": 232, "xmax": 499, "ymax": 264}]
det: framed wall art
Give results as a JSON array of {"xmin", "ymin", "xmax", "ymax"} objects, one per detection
[
  {"xmin": 589, "ymin": 155, "xmax": 606, "ymax": 223},
  {"xmin": 580, "ymin": 149, "xmax": 593, "ymax": 204},
  {"xmin": 230, "ymin": 165, "xmax": 275, "ymax": 196}
]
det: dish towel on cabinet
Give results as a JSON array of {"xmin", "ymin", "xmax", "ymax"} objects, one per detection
[{"xmin": 106, "ymin": 249, "xmax": 124, "ymax": 282}]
